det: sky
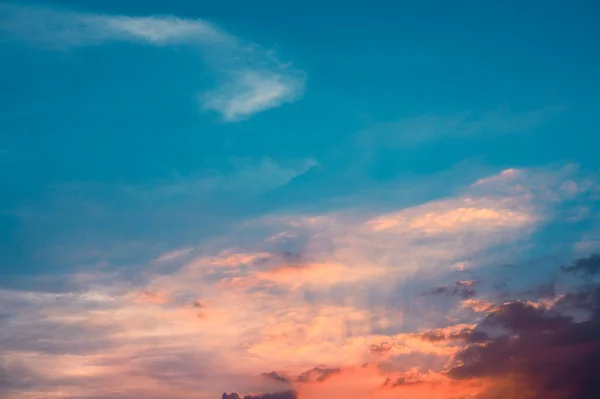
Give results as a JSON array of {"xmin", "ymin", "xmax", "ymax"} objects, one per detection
[{"xmin": 1, "ymin": 1, "xmax": 600, "ymax": 398}]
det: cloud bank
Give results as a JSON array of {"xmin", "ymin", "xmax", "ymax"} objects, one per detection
[
  {"xmin": 1, "ymin": 165, "xmax": 600, "ymax": 398},
  {"xmin": 0, "ymin": 3, "xmax": 305, "ymax": 121}
]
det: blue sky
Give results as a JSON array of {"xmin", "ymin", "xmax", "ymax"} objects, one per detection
[{"xmin": 1, "ymin": 1, "xmax": 600, "ymax": 398}]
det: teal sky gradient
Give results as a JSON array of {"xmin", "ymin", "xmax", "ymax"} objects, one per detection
[{"xmin": 1, "ymin": 2, "xmax": 600, "ymax": 398}]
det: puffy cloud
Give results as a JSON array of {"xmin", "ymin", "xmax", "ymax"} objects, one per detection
[{"xmin": 446, "ymin": 274, "xmax": 600, "ymax": 399}]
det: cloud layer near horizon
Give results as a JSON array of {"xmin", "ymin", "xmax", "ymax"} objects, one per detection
[
  {"xmin": 1, "ymin": 165, "xmax": 600, "ymax": 398},
  {"xmin": 0, "ymin": 3, "xmax": 305, "ymax": 121}
]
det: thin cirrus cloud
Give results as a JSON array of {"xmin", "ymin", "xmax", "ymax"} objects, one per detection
[
  {"xmin": 3, "ymin": 156, "xmax": 318, "ymax": 271},
  {"xmin": 44, "ymin": 157, "xmax": 317, "ymax": 203},
  {"xmin": 127, "ymin": 157, "xmax": 319, "ymax": 197},
  {"xmin": 2, "ymin": 164, "xmax": 599, "ymax": 398},
  {"xmin": 355, "ymin": 106, "xmax": 562, "ymax": 149},
  {"xmin": 0, "ymin": 3, "xmax": 305, "ymax": 121}
]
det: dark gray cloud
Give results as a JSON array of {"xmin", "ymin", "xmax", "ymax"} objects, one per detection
[
  {"xmin": 0, "ymin": 360, "xmax": 40, "ymax": 391},
  {"xmin": 418, "ymin": 326, "xmax": 482, "ymax": 343},
  {"xmin": 260, "ymin": 365, "xmax": 342, "ymax": 386},
  {"xmin": 428, "ymin": 280, "xmax": 477, "ymax": 299},
  {"xmin": 225, "ymin": 366, "xmax": 342, "ymax": 399},
  {"xmin": 221, "ymin": 391, "xmax": 297, "ymax": 399},
  {"xmin": 444, "ymin": 254, "xmax": 600, "ymax": 399},
  {"xmin": 260, "ymin": 371, "xmax": 290, "ymax": 384},
  {"xmin": 562, "ymin": 254, "xmax": 600, "ymax": 277},
  {"xmin": 296, "ymin": 366, "xmax": 341, "ymax": 383}
]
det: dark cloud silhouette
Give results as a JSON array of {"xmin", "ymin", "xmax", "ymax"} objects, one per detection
[
  {"xmin": 224, "ymin": 366, "xmax": 342, "ymax": 399},
  {"xmin": 479, "ymin": 301, "xmax": 572, "ymax": 333},
  {"xmin": 296, "ymin": 365, "xmax": 341, "ymax": 383},
  {"xmin": 221, "ymin": 391, "xmax": 297, "ymax": 399},
  {"xmin": 225, "ymin": 364, "xmax": 340, "ymax": 399},
  {"xmin": 261, "ymin": 365, "xmax": 341, "ymax": 385},
  {"xmin": 261, "ymin": 371, "xmax": 291, "ymax": 384},
  {"xmin": 389, "ymin": 376, "xmax": 426, "ymax": 388},
  {"xmin": 445, "ymin": 255, "xmax": 600, "ymax": 399},
  {"xmin": 562, "ymin": 253, "xmax": 600, "ymax": 276},
  {"xmin": 429, "ymin": 280, "xmax": 477, "ymax": 299},
  {"xmin": 418, "ymin": 326, "xmax": 483, "ymax": 343}
]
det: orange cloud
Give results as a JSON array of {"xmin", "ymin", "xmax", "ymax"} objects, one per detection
[
  {"xmin": 132, "ymin": 290, "xmax": 170, "ymax": 304},
  {"xmin": 3, "ymin": 167, "xmax": 596, "ymax": 399},
  {"xmin": 290, "ymin": 364, "xmax": 492, "ymax": 399},
  {"xmin": 254, "ymin": 262, "xmax": 386, "ymax": 287},
  {"xmin": 368, "ymin": 201, "xmax": 534, "ymax": 235}
]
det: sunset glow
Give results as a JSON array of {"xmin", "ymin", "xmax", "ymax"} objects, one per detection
[{"xmin": 1, "ymin": 1, "xmax": 599, "ymax": 398}]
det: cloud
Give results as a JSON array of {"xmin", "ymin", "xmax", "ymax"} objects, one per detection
[
  {"xmin": 130, "ymin": 157, "xmax": 318, "ymax": 197},
  {"xmin": 2, "ymin": 166, "xmax": 600, "ymax": 398},
  {"xmin": 202, "ymin": 70, "xmax": 305, "ymax": 122},
  {"xmin": 356, "ymin": 107, "xmax": 561, "ymax": 149},
  {"xmin": 0, "ymin": 3, "xmax": 305, "ymax": 121},
  {"xmin": 222, "ymin": 392, "xmax": 297, "ymax": 399},
  {"xmin": 562, "ymin": 253, "xmax": 600, "ymax": 276},
  {"xmin": 445, "ymin": 277, "xmax": 600, "ymax": 399},
  {"xmin": 428, "ymin": 280, "xmax": 477, "ymax": 299},
  {"xmin": 154, "ymin": 247, "xmax": 195, "ymax": 263},
  {"xmin": 5, "ymin": 156, "xmax": 318, "ymax": 272},
  {"xmin": 0, "ymin": 4, "xmax": 231, "ymax": 47}
]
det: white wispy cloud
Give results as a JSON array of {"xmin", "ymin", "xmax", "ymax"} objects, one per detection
[
  {"xmin": 356, "ymin": 107, "xmax": 562, "ymax": 149},
  {"xmin": 35, "ymin": 156, "xmax": 317, "ymax": 204},
  {"xmin": 130, "ymin": 156, "xmax": 318, "ymax": 197},
  {"xmin": 0, "ymin": 3, "xmax": 305, "ymax": 121},
  {"xmin": 201, "ymin": 70, "xmax": 305, "ymax": 122}
]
